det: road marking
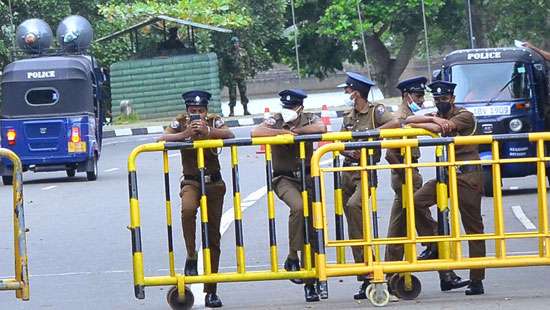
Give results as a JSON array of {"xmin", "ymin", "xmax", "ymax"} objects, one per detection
[
  {"xmin": 168, "ymin": 153, "xmax": 181, "ymax": 158},
  {"xmin": 104, "ymin": 168, "xmax": 119, "ymax": 173},
  {"xmin": 192, "ymin": 186, "xmax": 268, "ymax": 306},
  {"xmin": 41, "ymin": 186, "xmax": 56, "ymax": 191},
  {"xmin": 510, "ymin": 186, "xmax": 520, "ymax": 190},
  {"xmin": 114, "ymin": 128, "xmax": 133, "ymax": 136},
  {"xmin": 511, "ymin": 205, "xmax": 536, "ymax": 230}
]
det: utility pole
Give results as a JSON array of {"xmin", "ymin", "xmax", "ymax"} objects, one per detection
[
  {"xmin": 466, "ymin": 0, "xmax": 476, "ymax": 49},
  {"xmin": 290, "ymin": 0, "xmax": 301, "ymax": 81},
  {"xmin": 421, "ymin": 0, "xmax": 432, "ymax": 81}
]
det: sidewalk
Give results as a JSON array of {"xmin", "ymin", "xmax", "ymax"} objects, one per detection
[{"xmin": 103, "ymin": 90, "xmax": 401, "ymax": 138}]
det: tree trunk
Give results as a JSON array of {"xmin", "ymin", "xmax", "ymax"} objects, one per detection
[
  {"xmin": 469, "ymin": 0, "xmax": 488, "ymax": 48},
  {"xmin": 365, "ymin": 30, "xmax": 421, "ymax": 98}
]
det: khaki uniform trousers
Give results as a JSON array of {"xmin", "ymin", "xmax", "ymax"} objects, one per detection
[
  {"xmin": 341, "ymin": 170, "xmax": 369, "ymax": 263},
  {"xmin": 180, "ymin": 180, "xmax": 226, "ymax": 293},
  {"xmin": 273, "ymin": 176, "xmax": 316, "ymax": 284},
  {"xmin": 414, "ymin": 172, "xmax": 486, "ymax": 281},
  {"xmin": 384, "ymin": 169, "xmax": 438, "ymax": 262}
]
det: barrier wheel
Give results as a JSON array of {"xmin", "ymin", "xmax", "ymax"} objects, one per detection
[
  {"xmin": 388, "ymin": 274, "xmax": 400, "ymax": 294},
  {"xmin": 166, "ymin": 286, "xmax": 194, "ymax": 310},
  {"xmin": 367, "ymin": 284, "xmax": 390, "ymax": 307},
  {"xmin": 66, "ymin": 169, "xmax": 76, "ymax": 177},
  {"xmin": 2, "ymin": 175, "xmax": 13, "ymax": 185},
  {"xmin": 393, "ymin": 274, "xmax": 421, "ymax": 300}
]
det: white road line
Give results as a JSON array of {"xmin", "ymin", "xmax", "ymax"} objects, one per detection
[
  {"xmin": 168, "ymin": 153, "xmax": 181, "ymax": 158},
  {"xmin": 41, "ymin": 185, "xmax": 56, "ymax": 191},
  {"xmin": 510, "ymin": 186, "xmax": 520, "ymax": 190},
  {"xmin": 192, "ymin": 186, "xmax": 268, "ymax": 306},
  {"xmin": 104, "ymin": 168, "xmax": 119, "ymax": 173},
  {"xmin": 511, "ymin": 205, "xmax": 537, "ymax": 230},
  {"xmin": 319, "ymin": 158, "xmax": 333, "ymax": 166}
]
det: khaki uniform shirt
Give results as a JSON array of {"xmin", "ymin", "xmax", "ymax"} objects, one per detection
[
  {"xmin": 341, "ymin": 102, "xmax": 394, "ymax": 162},
  {"xmin": 438, "ymin": 107, "xmax": 479, "ymax": 161},
  {"xmin": 165, "ymin": 113, "xmax": 227, "ymax": 176},
  {"xmin": 263, "ymin": 112, "xmax": 320, "ymax": 176},
  {"xmin": 386, "ymin": 101, "xmax": 421, "ymax": 161}
]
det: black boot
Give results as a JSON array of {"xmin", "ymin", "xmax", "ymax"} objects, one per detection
[
  {"xmin": 184, "ymin": 258, "xmax": 198, "ymax": 276},
  {"xmin": 229, "ymin": 106, "xmax": 235, "ymax": 117},
  {"xmin": 465, "ymin": 280, "xmax": 484, "ymax": 295},
  {"xmin": 284, "ymin": 257, "xmax": 303, "ymax": 284},
  {"xmin": 440, "ymin": 271, "xmax": 470, "ymax": 291},
  {"xmin": 304, "ymin": 283, "xmax": 320, "ymax": 302},
  {"xmin": 243, "ymin": 104, "xmax": 251, "ymax": 116},
  {"xmin": 205, "ymin": 293, "xmax": 223, "ymax": 308},
  {"xmin": 353, "ymin": 280, "xmax": 370, "ymax": 300},
  {"xmin": 418, "ymin": 243, "xmax": 438, "ymax": 260}
]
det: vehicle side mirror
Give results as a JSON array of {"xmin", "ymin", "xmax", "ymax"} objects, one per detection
[{"xmin": 432, "ymin": 69, "xmax": 442, "ymax": 81}]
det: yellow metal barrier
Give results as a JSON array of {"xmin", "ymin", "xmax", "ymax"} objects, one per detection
[
  {"xmin": 310, "ymin": 131, "xmax": 550, "ymax": 306},
  {"xmin": 0, "ymin": 148, "xmax": 29, "ymax": 301},
  {"xmin": 126, "ymin": 129, "xmax": 436, "ymax": 309}
]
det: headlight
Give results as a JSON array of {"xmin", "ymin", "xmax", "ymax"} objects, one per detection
[{"xmin": 509, "ymin": 118, "xmax": 523, "ymax": 132}]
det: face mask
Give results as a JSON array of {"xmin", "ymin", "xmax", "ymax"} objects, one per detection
[
  {"xmin": 408, "ymin": 101, "xmax": 421, "ymax": 112},
  {"xmin": 281, "ymin": 108, "xmax": 298, "ymax": 123},
  {"xmin": 344, "ymin": 96, "xmax": 355, "ymax": 107},
  {"xmin": 436, "ymin": 101, "xmax": 452, "ymax": 115}
]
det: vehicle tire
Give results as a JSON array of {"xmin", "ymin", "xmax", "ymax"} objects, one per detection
[
  {"xmin": 86, "ymin": 154, "xmax": 98, "ymax": 181},
  {"xmin": 393, "ymin": 274, "xmax": 421, "ymax": 300},
  {"xmin": 483, "ymin": 168, "xmax": 494, "ymax": 197},
  {"xmin": 166, "ymin": 286, "xmax": 194, "ymax": 310},
  {"xmin": 66, "ymin": 169, "xmax": 76, "ymax": 177},
  {"xmin": 2, "ymin": 176, "xmax": 13, "ymax": 186}
]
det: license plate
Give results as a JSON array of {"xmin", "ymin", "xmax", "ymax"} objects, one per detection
[
  {"xmin": 68, "ymin": 141, "xmax": 87, "ymax": 153},
  {"xmin": 466, "ymin": 106, "xmax": 511, "ymax": 116}
]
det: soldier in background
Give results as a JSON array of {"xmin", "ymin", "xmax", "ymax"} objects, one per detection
[{"xmin": 223, "ymin": 36, "xmax": 250, "ymax": 116}]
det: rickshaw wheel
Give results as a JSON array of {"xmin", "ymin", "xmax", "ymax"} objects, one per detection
[
  {"xmin": 2, "ymin": 176, "xmax": 13, "ymax": 186},
  {"xmin": 66, "ymin": 169, "xmax": 76, "ymax": 177},
  {"xmin": 166, "ymin": 286, "xmax": 194, "ymax": 310},
  {"xmin": 393, "ymin": 274, "xmax": 421, "ymax": 300},
  {"xmin": 86, "ymin": 154, "xmax": 98, "ymax": 181}
]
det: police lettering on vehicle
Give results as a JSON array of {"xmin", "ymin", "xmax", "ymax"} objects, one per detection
[
  {"xmin": 26, "ymin": 71, "xmax": 55, "ymax": 79},
  {"xmin": 466, "ymin": 52, "xmax": 502, "ymax": 61}
]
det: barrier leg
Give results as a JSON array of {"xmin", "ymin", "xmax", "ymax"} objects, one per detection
[
  {"xmin": 332, "ymin": 151, "xmax": 346, "ymax": 264},
  {"xmin": 299, "ymin": 142, "xmax": 313, "ymax": 272},
  {"xmin": 435, "ymin": 146, "xmax": 451, "ymax": 259},
  {"xmin": 264, "ymin": 145, "xmax": 279, "ymax": 272},
  {"xmin": 197, "ymin": 148, "xmax": 212, "ymax": 274},
  {"xmin": 163, "ymin": 151, "xmax": 176, "ymax": 277},
  {"xmin": 536, "ymin": 140, "xmax": 549, "ymax": 257},
  {"xmin": 231, "ymin": 146, "xmax": 246, "ymax": 273},
  {"xmin": 491, "ymin": 142, "xmax": 506, "ymax": 258},
  {"xmin": 128, "ymin": 160, "xmax": 145, "ymax": 299}
]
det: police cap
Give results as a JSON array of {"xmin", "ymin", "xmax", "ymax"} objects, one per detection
[
  {"xmin": 279, "ymin": 89, "xmax": 307, "ymax": 108},
  {"xmin": 182, "ymin": 90, "xmax": 211, "ymax": 106},
  {"xmin": 428, "ymin": 81, "xmax": 457, "ymax": 97},
  {"xmin": 337, "ymin": 72, "xmax": 375, "ymax": 94},
  {"xmin": 397, "ymin": 76, "xmax": 427, "ymax": 94}
]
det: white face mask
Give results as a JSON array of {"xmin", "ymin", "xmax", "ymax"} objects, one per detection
[
  {"xmin": 281, "ymin": 108, "xmax": 299, "ymax": 123},
  {"xmin": 344, "ymin": 96, "xmax": 355, "ymax": 107}
]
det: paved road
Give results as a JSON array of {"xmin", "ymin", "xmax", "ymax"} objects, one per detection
[{"xmin": 1, "ymin": 120, "xmax": 549, "ymax": 309}]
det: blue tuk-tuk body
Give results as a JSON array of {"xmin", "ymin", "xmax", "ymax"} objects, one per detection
[
  {"xmin": 0, "ymin": 55, "xmax": 104, "ymax": 184},
  {"xmin": 438, "ymin": 47, "xmax": 549, "ymax": 195}
]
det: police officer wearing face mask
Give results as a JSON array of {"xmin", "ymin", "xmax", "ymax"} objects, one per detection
[
  {"xmin": 337, "ymin": 72, "xmax": 400, "ymax": 300},
  {"xmin": 403, "ymin": 81, "xmax": 485, "ymax": 296},
  {"xmin": 384, "ymin": 77, "xmax": 438, "ymax": 279},
  {"xmin": 158, "ymin": 90, "xmax": 235, "ymax": 308},
  {"xmin": 251, "ymin": 89, "xmax": 327, "ymax": 302}
]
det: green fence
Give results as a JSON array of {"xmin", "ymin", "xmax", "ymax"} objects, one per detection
[{"xmin": 111, "ymin": 53, "xmax": 221, "ymax": 119}]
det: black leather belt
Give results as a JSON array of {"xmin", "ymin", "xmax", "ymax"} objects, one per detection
[
  {"xmin": 457, "ymin": 165, "xmax": 481, "ymax": 174},
  {"xmin": 184, "ymin": 172, "xmax": 222, "ymax": 183}
]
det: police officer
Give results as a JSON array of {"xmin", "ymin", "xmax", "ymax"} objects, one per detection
[
  {"xmin": 338, "ymin": 72, "xmax": 399, "ymax": 300},
  {"xmin": 403, "ymin": 81, "xmax": 485, "ymax": 295},
  {"xmin": 384, "ymin": 77, "xmax": 438, "ymax": 268},
  {"xmin": 251, "ymin": 89, "xmax": 327, "ymax": 302},
  {"xmin": 159, "ymin": 90, "xmax": 235, "ymax": 307}
]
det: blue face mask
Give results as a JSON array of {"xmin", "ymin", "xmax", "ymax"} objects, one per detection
[{"xmin": 408, "ymin": 101, "xmax": 421, "ymax": 112}]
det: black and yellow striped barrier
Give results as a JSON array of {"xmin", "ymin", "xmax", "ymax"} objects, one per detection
[
  {"xmin": 126, "ymin": 128, "xmax": 437, "ymax": 308},
  {"xmin": 310, "ymin": 132, "xmax": 550, "ymax": 306},
  {"xmin": 0, "ymin": 148, "xmax": 29, "ymax": 301}
]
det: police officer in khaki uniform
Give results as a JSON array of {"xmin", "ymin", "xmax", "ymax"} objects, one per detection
[
  {"xmin": 159, "ymin": 90, "xmax": 235, "ymax": 308},
  {"xmin": 384, "ymin": 77, "xmax": 438, "ymax": 266},
  {"xmin": 251, "ymin": 89, "xmax": 327, "ymax": 302},
  {"xmin": 404, "ymin": 81, "xmax": 485, "ymax": 295},
  {"xmin": 337, "ymin": 72, "xmax": 400, "ymax": 300}
]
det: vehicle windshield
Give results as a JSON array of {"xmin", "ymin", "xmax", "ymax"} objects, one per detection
[{"xmin": 451, "ymin": 62, "xmax": 529, "ymax": 103}]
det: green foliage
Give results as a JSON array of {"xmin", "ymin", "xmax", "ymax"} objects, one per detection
[{"xmin": 114, "ymin": 111, "xmax": 140, "ymax": 124}]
